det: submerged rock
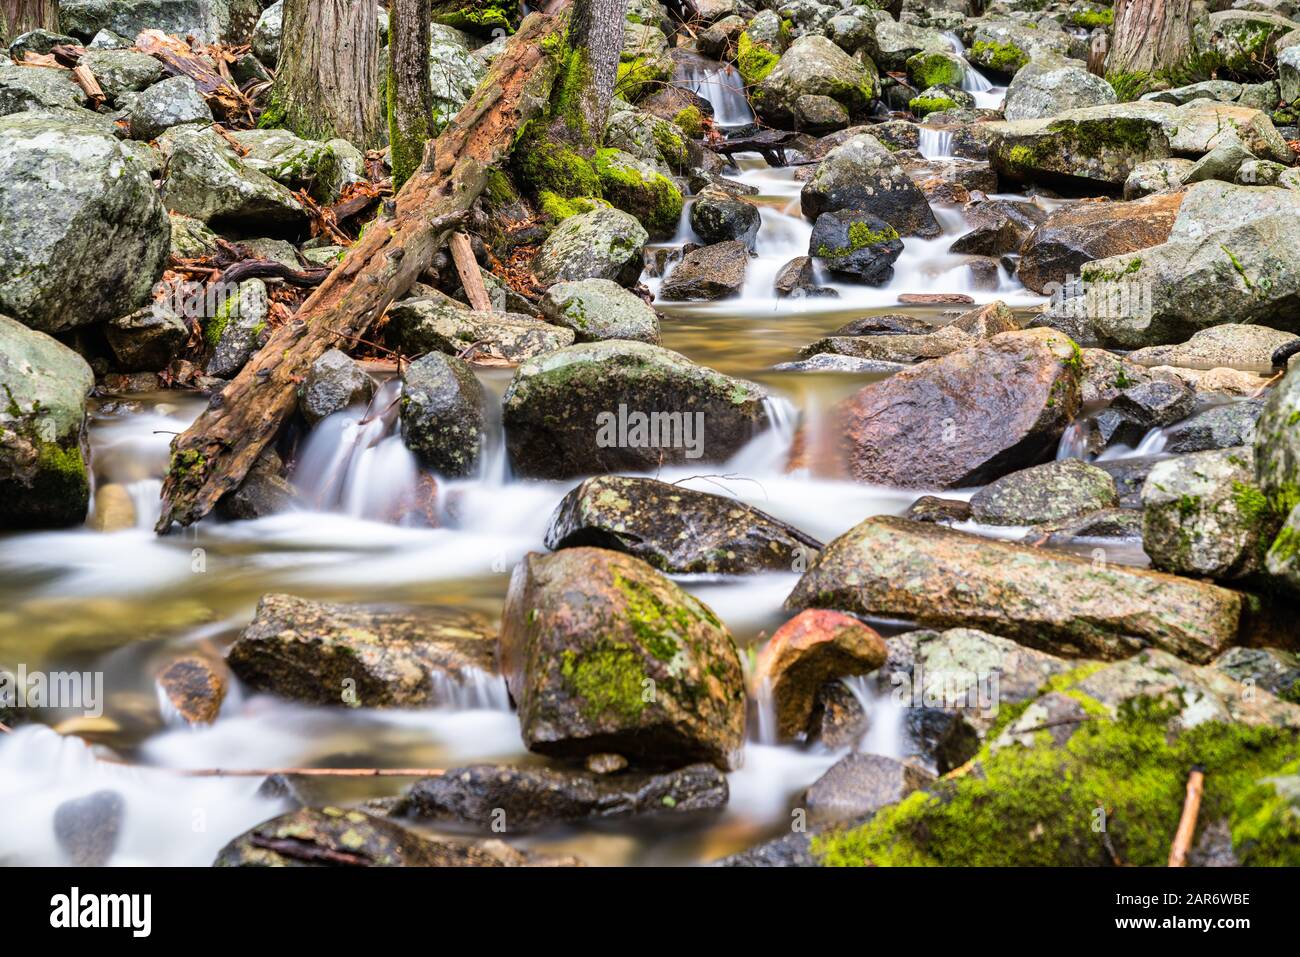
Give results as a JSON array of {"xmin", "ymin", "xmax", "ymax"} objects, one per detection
[
  {"xmin": 501, "ymin": 341, "xmax": 770, "ymax": 479},
  {"xmin": 969, "ymin": 458, "xmax": 1118, "ymax": 526},
  {"xmin": 499, "ymin": 548, "xmax": 746, "ymax": 769},
  {"xmin": 227, "ymin": 593, "xmax": 498, "ymax": 708},
  {"xmin": 395, "ymin": 763, "xmax": 727, "ymax": 831},
  {"xmin": 0, "ymin": 316, "xmax": 93, "ymax": 529},
  {"xmin": 752, "ymin": 609, "xmax": 886, "ymax": 741},
  {"xmin": 545, "ymin": 475, "xmax": 820, "ymax": 574},
  {"xmin": 785, "ymin": 515, "xmax": 1244, "ymax": 663},
  {"xmin": 399, "ymin": 352, "xmax": 486, "ymax": 478}
]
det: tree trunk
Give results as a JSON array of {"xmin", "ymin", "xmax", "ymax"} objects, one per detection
[
  {"xmin": 1107, "ymin": 0, "xmax": 1193, "ymax": 78},
  {"xmin": 156, "ymin": 11, "xmax": 567, "ymax": 532},
  {"xmin": 0, "ymin": 0, "xmax": 59, "ymax": 43},
  {"xmin": 388, "ymin": 0, "xmax": 434, "ymax": 188},
  {"xmin": 266, "ymin": 0, "xmax": 384, "ymax": 148},
  {"xmin": 566, "ymin": 0, "xmax": 626, "ymax": 141}
]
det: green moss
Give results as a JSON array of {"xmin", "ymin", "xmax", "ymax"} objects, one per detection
[
  {"xmin": 592, "ymin": 147, "xmax": 683, "ymax": 236},
  {"xmin": 970, "ymin": 40, "xmax": 1029, "ymax": 74},
  {"xmin": 814, "ymin": 705, "xmax": 1300, "ymax": 866},
  {"xmin": 387, "ymin": 83, "xmax": 432, "ymax": 190},
  {"xmin": 484, "ymin": 168, "xmax": 518, "ymax": 207},
  {"xmin": 736, "ymin": 31, "xmax": 779, "ymax": 87},
  {"xmin": 560, "ymin": 643, "xmax": 647, "ymax": 720},
  {"xmin": 1221, "ymin": 244, "xmax": 1254, "ymax": 290},
  {"xmin": 815, "ymin": 220, "xmax": 899, "ymax": 259},
  {"xmin": 1270, "ymin": 523, "xmax": 1300, "ymax": 566},
  {"xmin": 537, "ymin": 190, "xmax": 604, "ymax": 221},
  {"xmin": 203, "ymin": 294, "xmax": 234, "ymax": 350},
  {"xmin": 673, "ymin": 105, "xmax": 704, "ymax": 139},
  {"xmin": 1082, "ymin": 257, "xmax": 1143, "ymax": 283},
  {"xmin": 516, "ymin": 138, "xmax": 601, "ymax": 203},
  {"xmin": 615, "ymin": 55, "xmax": 671, "ymax": 102},
  {"xmin": 651, "ymin": 120, "xmax": 690, "ymax": 171},
  {"xmin": 1069, "ymin": 7, "xmax": 1114, "ymax": 28},
  {"xmin": 905, "ymin": 51, "xmax": 963, "ymax": 90},
  {"xmin": 432, "ymin": 0, "xmax": 518, "ymax": 35},
  {"xmin": 909, "ymin": 95, "xmax": 959, "ymax": 118},
  {"xmin": 1231, "ymin": 759, "xmax": 1300, "ymax": 865}
]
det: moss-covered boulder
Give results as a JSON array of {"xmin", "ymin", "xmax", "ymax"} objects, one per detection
[
  {"xmin": 592, "ymin": 147, "xmax": 682, "ymax": 239},
  {"xmin": 205, "ymin": 278, "xmax": 269, "ymax": 379},
  {"xmin": 227, "ymin": 593, "xmax": 499, "ymax": 708},
  {"xmin": 545, "ymin": 474, "xmax": 821, "ymax": 574},
  {"xmin": 399, "ymin": 352, "xmax": 486, "ymax": 477},
  {"xmin": 987, "ymin": 105, "xmax": 1172, "ymax": 187},
  {"xmin": 532, "ymin": 206, "xmax": 648, "ymax": 287},
  {"xmin": 1254, "ymin": 362, "xmax": 1300, "ymax": 517},
  {"xmin": 1192, "ymin": 9, "xmax": 1300, "ymax": 80},
  {"xmin": 753, "ymin": 35, "xmax": 878, "ymax": 129},
  {"xmin": 387, "ymin": 296, "xmax": 575, "ymax": 363},
  {"xmin": 617, "ymin": 21, "xmax": 674, "ymax": 100},
  {"xmin": 501, "ymin": 340, "xmax": 770, "ymax": 478},
  {"xmin": 499, "ymin": 547, "xmax": 746, "ymax": 769},
  {"xmin": 230, "ymin": 128, "xmax": 365, "ymax": 204},
  {"xmin": 0, "ymin": 315, "xmax": 94, "ymax": 529},
  {"xmin": 538, "ymin": 278, "xmax": 659, "ymax": 344},
  {"xmin": 863, "ymin": 17, "xmax": 951, "ymax": 71},
  {"xmin": 786, "ymin": 515, "xmax": 1245, "ymax": 663},
  {"xmin": 735, "ymin": 13, "xmax": 789, "ymax": 88},
  {"xmin": 808, "ymin": 210, "xmax": 903, "ymax": 285},
  {"xmin": 905, "ymin": 50, "xmax": 965, "ymax": 90},
  {"xmin": 0, "ymin": 111, "xmax": 168, "ymax": 333},
  {"xmin": 968, "ymin": 20, "xmax": 1070, "ymax": 77},
  {"xmin": 801, "ymin": 133, "xmax": 940, "ymax": 237}
]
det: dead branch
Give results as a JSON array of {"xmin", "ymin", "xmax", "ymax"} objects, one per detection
[
  {"xmin": 1168, "ymin": 766, "xmax": 1205, "ymax": 867},
  {"xmin": 449, "ymin": 231, "xmax": 492, "ymax": 311}
]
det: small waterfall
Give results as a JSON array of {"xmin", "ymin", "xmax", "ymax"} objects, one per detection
[
  {"xmin": 842, "ymin": 676, "xmax": 907, "ymax": 759},
  {"xmin": 753, "ymin": 676, "xmax": 778, "ymax": 744},
  {"xmin": 428, "ymin": 667, "xmax": 511, "ymax": 711},
  {"xmin": 1056, "ymin": 418, "xmax": 1092, "ymax": 461},
  {"xmin": 942, "ymin": 31, "xmax": 965, "ymax": 56},
  {"xmin": 960, "ymin": 60, "xmax": 994, "ymax": 94},
  {"xmin": 676, "ymin": 61, "xmax": 753, "ymax": 127},
  {"xmin": 918, "ymin": 126, "xmax": 955, "ymax": 159}
]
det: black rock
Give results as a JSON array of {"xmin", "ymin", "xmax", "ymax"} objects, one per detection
[{"xmin": 809, "ymin": 210, "xmax": 904, "ymax": 285}]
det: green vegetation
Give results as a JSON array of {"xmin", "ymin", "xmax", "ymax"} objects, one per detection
[
  {"xmin": 970, "ymin": 40, "xmax": 1029, "ymax": 74},
  {"xmin": 560, "ymin": 643, "xmax": 647, "ymax": 720},
  {"xmin": 906, "ymin": 51, "xmax": 964, "ymax": 90},
  {"xmin": 909, "ymin": 95, "xmax": 959, "ymax": 117},
  {"xmin": 736, "ymin": 31, "xmax": 780, "ymax": 87},
  {"xmin": 1069, "ymin": 7, "xmax": 1114, "ymax": 29},
  {"xmin": 1106, "ymin": 70, "xmax": 1149, "ymax": 102}
]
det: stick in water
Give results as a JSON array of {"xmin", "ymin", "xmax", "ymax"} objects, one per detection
[
  {"xmin": 176, "ymin": 767, "xmax": 447, "ymax": 778},
  {"xmin": 1168, "ymin": 765, "xmax": 1205, "ymax": 867}
]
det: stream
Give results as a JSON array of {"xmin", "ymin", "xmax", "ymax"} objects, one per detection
[{"xmin": 0, "ymin": 63, "xmax": 1197, "ymax": 866}]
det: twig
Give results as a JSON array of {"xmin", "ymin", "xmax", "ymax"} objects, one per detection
[
  {"xmin": 175, "ymin": 767, "xmax": 447, "ymax": 778},
  {"xmin": 1168, "ymin": 766, "xmax": 1205, "ymax": 867},
  {"xmin": 0, "ymin": 721, "xmax": 11, "ymax": 734}
]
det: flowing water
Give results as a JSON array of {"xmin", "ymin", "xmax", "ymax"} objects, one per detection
[{"xmin": 0, "ymin": 112, "xmax": 1193, "ymax": 866}]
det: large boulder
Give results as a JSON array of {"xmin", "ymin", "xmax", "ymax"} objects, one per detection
[
  {"xmin": 800, "ymin": 133, "xmax": 940, "ymax": 238},
  {"xmin": 968, "ymin": 20, "xmax": 1071, "ymax": 76},
  {"xmin": 229, "ymin": 128, "xmax": 365, "ymax": 204},
  {"xmin": 127, "ymin": 75, "xmax": 212, "ymax": 141},
  {"xmin": 660, "ymin": 239, "xmax": 748, "ymax": 301},
  {"xmin": 1003, "ymin": 56, "xmax": 1117, "ymax": 122},
  {"xmin": 498, "ymin": 547, "xmax": 746, "ymax": 769},
  {"xmin": 1127, "ymin": 324, "xmax": 1299, "ymax": 371},
  {"xmin": 1017, "ymin": 192, "xmax": 1183, "ymax": 294},
  {"xmin": 808, "ymin": 211, "xmax": 903, "ymax": 285},
  {"xmin": 531, "ymin": 206, "xmax": 648, "ymax": 286},
  {"xmin": 1254, "ymin": 364, "xmax": 1300, "ymax": 513},
  {"xmin": 387, "ymin": 297, "xmax": 575, "ymax": 363},
  {"xmin": 427, "ymin": 23, "xmax": 488, "ymax": 131},
  {"xmin": 158, "ymin": 125, "xmax": 308, "ymax": 233},
  {"xmin": 300, "ymin": 349, "xmax": 374, "ymax": 425},
  {"xmin": 969, "ymin": 458, "xmax": 1119, "ymax": 526},
  {"xmin": 0, "ymin": 112, "xmax": 168, "ymax": 332},
  {"xmin": 863, "ymin": 18, "xmax": 951, "ymax": 71},
  {"xmin": 988, "ymin": 103, "xmax": 1172, "ymax": 187},
  {"xmin": 399, "ymin": 352, "xmax": 486, "ymax": 477},
  {"xmin": 501, "ymin": 340, "xmax": 770, "ymax": 479},
  {"xmin": 79, "ymin": 49, "xmax": 164, "ymax": 103},
  {"xmin": 797, "ymin": 329, "xmax": 1082, "ymax": 489},
  {"xmin": 60, "ymin": 0, "xmax": 263, "ymax": 44},
  {"xmin": 538, "ymin": 278, "xmax": 659, "ymax": 344},
  {"xmin": 785, "ymin": 515, "xmax": 1245, "ymax": 663},
  {"xmin": 226, "ymin": 593, "xmax": 499, "ymax": 708},
  {"xmin": 1142, "ymin": 447, "xmax": 1282, "ymax": 580},
  {"xmin": 0, "ymin": 62, "xmax": 85, "ymax": 114},
  {"xmin": 689, "ymin": 186, "xmax": 761, "ymax": 249},
  {"xmin": 544, "ymin": 474, "xmax": 821, "ymax": 574},
  {"xmin": 0, "ymin": 316, "xmax": 94, "ymax": 529},
  {"xmin": 593, "ymin": 147, "xmax": 683, "ymax": 239},
  {"xmin": 1192, "ymin": 9, "xmax": 1300, "ymax": 79},
  {"xmin": 752, "ymin": 35, "xmax": 878, "ymax": 128}
]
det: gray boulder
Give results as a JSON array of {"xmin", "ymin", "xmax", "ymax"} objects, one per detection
[
  {"xmin": 128, "ymin": 75, "xmax": 213, "ymax": 141},
  {"xmin": 79, "ymin": 49, "xmax": 164, "ymax": 103},
  {"xmin": 205, "ymin": 278, "xmax": 268, "ymax": 378},
  {"xmin": 105, "ymin": 304, "xmax": 189, "ymax": 371},
  {"xmin": 538, "ymin": 278, "xmax": 660, "ymax": 343},
  {"xmin": 1003, "ymin": 56, "xmax": 1117, "ymax": 122},
  {"xmin": 532, "ymin": 207, "xmax": 648, "ymax": 286},
  {"xmin": 252, "ymin": 0, "xmax": 283, "ymax": 66},
  {"xmin": 753, "ymin": 35, "xmax": 878, "ymax": 128},
  {"xmin": 689, "ymin": 187, "xmax": 761, "ymax": 249},
  {"xmin": 969, "ymin": 458, "xmax": 1119, "ymax": 526},
  {"xmin": 1165, "ymin": 400, "xmax": 1266, "ymax": 453},
  {"xmin": 387, "ymin": 297, "xmax": 575, "ymax": 363},
  {"xmin": 0, "ymin": 62, "xmax": 84, "ymax": 114},
  {"xmin": 59, "ymin": 0, "xmax": 263, "ymax": 44},
  {"xmin": 399, "ymin": 352, "xmax": 487, "ymax": 477},
  {"xmin": 801, "ymin": 133, "xmax": 940, "ymax": 238},
  {"xmin": 230, "ymin": 128, "xmax": 365, "ymax": 203},
  {"xmin": 803, "ymin": 754, "xmax": 934, "ymax": 825},
  {"xmin": 300, "ymin": 349, "xmax": 374, "ymax": 425}
]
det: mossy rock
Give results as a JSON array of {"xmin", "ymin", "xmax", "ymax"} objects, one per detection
[{"xmin": 592, "ymin": 147, "xmax": 683, "ymax": 239}]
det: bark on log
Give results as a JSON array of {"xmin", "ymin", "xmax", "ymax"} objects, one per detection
[
  {"xmin": 156, "ymin": 11, "xmax": 566, "ymax": 532},
  {"xmin": 1107, "ymin": 0, "xmax": 1193, "ymax": 78},
  {"xmin": 388, "ymin": 0, "xmax": 435, "ymax": 188}
]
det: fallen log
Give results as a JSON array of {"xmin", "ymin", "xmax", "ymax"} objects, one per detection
[
  {"xmin": 155, "ymin": 10, "xmax": 566, "ymax": 532},
  {"xmin": 135, "ymin": 29, "xmax": 251, "ymax": 121}
]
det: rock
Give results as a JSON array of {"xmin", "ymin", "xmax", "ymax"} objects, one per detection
[
  {"xmin": 395, "ymin": 763, "xmax": 727, "ymax": 831},
  {"xmin": 773, "ymin": 256, "xmax": 824, "ymax": 298},
  {"xmin": 158, "ymin": 125, "xmax": 308, "ymax": 233},
  {"xmin": 252, "ymin": 0, "xmax": 283, "ymax": 65},
  {"xmin": 6, "ymin": 29, "xmax": 78, "ymax": 59},
  {"xmin": 968, "ymin": 20, "xmax": 1071, "ymax": 76},
  {"xmin": 300, "ymin": 349, "xmax": 374, "ymax": 425},
  {"xmin": 1026, "ymin": 507, "xmax": 1143, "ymax": 547},
  {"xmin": 753, "ymin": 35, "xmax": 877, "ymax": 128},
  {"xmin": 388, "ymin": 296, "xmax": 574, "ymax": 364},
  {"xmin": 169, "ymin": 212, "xmax": 220, "ymax": 259},
  {"xmin": 1124, "ymin": 157, "xmax": 1196, "ymax": 198},
  {"xmin": 988, "ymin": 103, "xmax": 1172, "ymax": 187},
  {"xmin": 786, "ymin": 515, "xmax": 1244, "ymax": 663},
  {"xmin": 1237, "ymin": 159, "xmax": 1288, "ymax": 187},
  {"xmin": 105, "ymin": 304, "xmax": 189, "ymax": 371},
  {"xmin": 864, "ymin": 17, "xmax": 951, "ymax": 71},
  {"xmin": 214, "ymin": 806, "xmax": 553, "ymax": 867},
  {"xmin": 0, "ymin": 62, "xmax": 84, "ymax": 114},
  {"xmin": 803, "ymin": 754, "xmax": 934, "ymax": 825},
  {"xmin": 1142, "ymin": 79, "xmax": 1244, "ymax": 106},
  {"xmin": 216, "ymin": 448, "xmax": 297, "ymax": 520},
  {"xmin": 502, "ymin": 340, "xmax": 770, "ymax": 479},
  {"xmin": 660, "ymin": 239, "xmax": 748, "ymax": 300},
  {"xmin": 127, "ymin": 75, "xmax": 212, "ymax": 141},
  {"xmin": 796, "ymin": 325, "xmax": 972, "ymax": 364},
  {"xmin": 545, "ymin": 475, "xmax": 820, "ymax": 574},
  {"xmin": 532, "ymin": 206, "xmax": 648, "ymax": 286},
  {"xmin": 1192, "ymin": 9, "xmax": 1300, "ymax": 79},
  {"xmin": 0, "ymin": 316, "xmax": 93, "ymax": 529},
  {"xmin": 1087, "ymin": 182, "xmax": 1300, "ymax": 347},
  {"xmin": 808, "ymin": 211, "xmax": 904, "ymax": 285},
  {"xmin": 157, "ymin": 655, "xmax": 228, "ymax": 725},
  {"xmin": 229, "ymin": 128, "xmax": 365, "ymax": 204},
  {"xmin": 689, "ymin": 187, "xmax": 761, "ymax": 249},
  {"xmin": 773, "ymin": 354, "xmax": 908, "ymax": 374},
  {"xmin": 1003, "ymin": 56, "xmax": 1117, "ymax": 121},
  {"xmin": 0, "ymin": 112, "xmax": 168, "ymax": 332},
  {"xmin": 227, "ymin": 593, "xmax": 498, "ymax": 708},
  {"xmin": 593, "ymin": 147, "xmax": 682, "ymax": 239},
  {"xmin": 1127, "ymin": 324, "xmax": 1299, "ymax": 372},
  {"xmin": 1254, "ymin": 364, "xmax": 1300, "ymax": 509},
  {"xmin": 949, "ymin": 300, "xmax": 1019, "ymax": 338},
  {"xmin": 61, "ymin": 0, "xmax": 262, "ymax": 44},
  {"xmin": 716, "ymin": 830, "xmax": 817, "ymax": 867},
  {"xmin": 53, "ymin": 790, "xmax": 124, "ymax": 867},
  {"xmin": 1111, "ymin": 379, "xmax": 1196, "ymax": 429},
  {"xmin": 949, "ymin": 197, "xmax": 1046, "ymax": 257},
  {"xmin": 800, "ymin": 329, "xmax": 1081, "ymax": 489},
  {"xmin": 752, "ymin": 609, "xmax": 886, "ymax": 741},
  {"xmin": 1016, "ymin": 192, "xmax": 1182, "ymax": 295},
  {"xmin": 90, "ymin": 482, "xmax": 136, "ymax": 531},
  {"xmin": 205, "ymin": 278, "xmax": 268, "ymax": 379},
  {"xmin": 1213, "ymin": 646, "xmax": 1300, "ymax": 703},
  {"xmin": 831, "ymin": 313, "xmax": 932, "ymax": 337},
  {"xmin": 1164, "ymin": 400, "xmax": 1265, "ymax": 453},
  {"xmin": 79, "ymin": 49, "xmax": 164, "ymax": 103},
  {"xmin": 800, "ymin": 134, "xmax": 940, "ymax": 238},
  {"xmin": 1267, "ymin": 503, "xmax": 1300, "ymax": 590},
  {"xmin": 1142, "ymin": 447, "xmax": 1282, "ymax": 579},
  {"xmin": 538, "ymin": 278, "xmax": 659, "ymax": 344},
  {"xmin": 1182, "ymin": 130, "xmax": 1257, "ymax": 184},
  {"xmin": 904, "ymin": 495, "xmax": 971, "ymax": 525},
  {"xmin": 969, "ymin": 458, "xmax": 1118, "ymax": 526},
  {"xmin": 399, "ymin": 352, "xmax": 486, "ymax": 477},
  {"xmin": 499, "ymin": 547, "xmax": 746, "ymax": 769}
]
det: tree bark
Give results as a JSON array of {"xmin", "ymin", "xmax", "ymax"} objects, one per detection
[
  {"xmin": 156, "ymin": 11, "xmax": 566, "ymax": 532},
  {"xmin": 1107, "ymin": 0, "xmax": 1193, "ymax": 77},
  {"xmin": 388, "ymin": 0, "xmax": 434, "ymax": 188},
  {"xmin": 267, "ymin": 0, "xmax": 384, "ymax": 149},
  {"xmin": 566, "ymin": 0, "xmax": 626, "ymax": 141},
  {"xmin": 0, "ymin": 0, "xmax": 58, "ymax": 43}
]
